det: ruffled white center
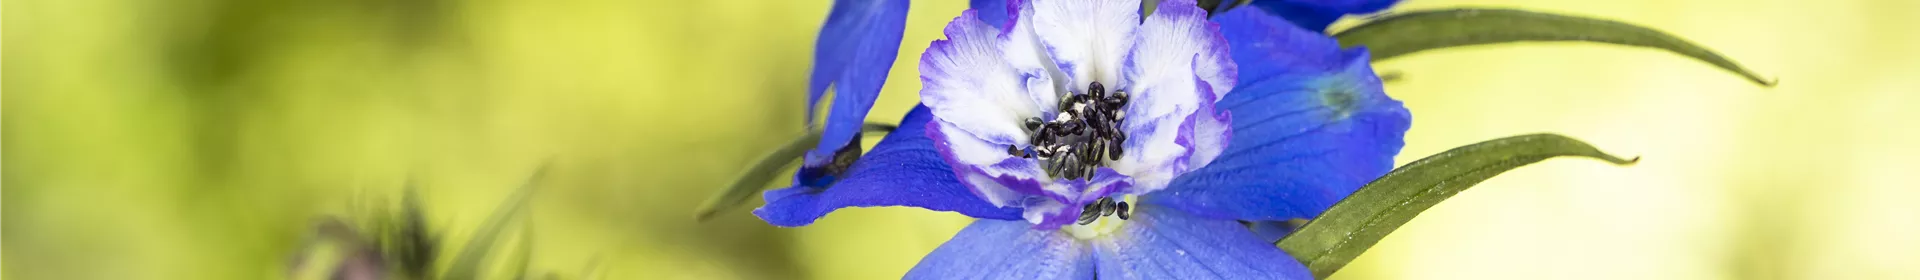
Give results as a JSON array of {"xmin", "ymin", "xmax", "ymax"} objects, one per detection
[{"xmin": 917, "ymin": 0, "xmax": 1237, "ymax": 228}]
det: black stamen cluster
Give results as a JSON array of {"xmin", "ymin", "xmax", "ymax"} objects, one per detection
[
  {"xmin": 1004, "ymin": 81, "xmax": 1130, "ymax": 181},
  {"xmin": 1076, "ymin": 196, "xmax": 1131, "ymax": 225}
]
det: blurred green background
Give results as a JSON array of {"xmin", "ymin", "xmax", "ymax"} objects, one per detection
[{"xmin": 6, "ymin": 0, "xmax": 1918, "ymax": 279}]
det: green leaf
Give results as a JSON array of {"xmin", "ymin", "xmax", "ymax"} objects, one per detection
[
  {"xmin": 1196, "ymin": 0, "xmax": 1227, "ymax": 14},
  {"xmin": 395, "ymin": 184, "xmax": 440, "ymax": 279},
  {"xmin": 507, "ymin": 218, "xmax": 533, "ymax": 280},
  {"xmin": 578, "ymin": 256, "xmax": 606, "ymax": 280},
  {"xmin": 1334, "ymin": 8, "xmax": 1776, "ymax": 86},
  {"xmin": 1377, "ymin": 70, "xmax": 1405, "ymax": 83},
  {"xmin": 444, "ymin": 166, "xmax": 547, "ymax": 280},
  {"xmin": 1276, "ymin": 134, "xmax": 1638, "ymax": 278},
  {"xmin": 693, "ymin": 123, "xmax": 896, "ymax": 221}
]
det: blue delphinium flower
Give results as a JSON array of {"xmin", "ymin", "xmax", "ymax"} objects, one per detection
[
  {"xmin": 796, "ymin": 0, "xmax": 910, "ymax": 189},
  {"xmin": 759, "ymin": 0, "xmax": 1410, "ymax": 278}
]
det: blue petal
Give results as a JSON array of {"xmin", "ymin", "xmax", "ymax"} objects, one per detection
[
  {"xmin": 756, "ymin": 106, "xmax": 1024, "ymax": 227},
  {"xmin": 1151, "ymin": 7, "xmax": 1410, "ymax": 222},
  {"xmin": 1090, "ymin": 205, "xmax": 1313, "ymax": 279},
  {"xmin": 1247, "ymin": 0, "xmax": 1400, "ymax": 32},
  {"xmin": 908, "ymin": 219, "xmax": 1095, "ymax": 279},
  {"xmin": 806, "ymin": 0, "xmax": 911, "ymax": 167},
  {"xmin": 971, "ymin": 0, "xmax": 1012, "ymax": 28},
  {"xmin": 1211, "ymin": 7, "xmax": 1344, "ymax": 84}
]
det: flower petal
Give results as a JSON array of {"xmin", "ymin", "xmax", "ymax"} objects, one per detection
[
  {"xmin": 1247, "ymin": 0, "xmax": 1400, "ymax": 32},
  {"xmin": 1185, "ymin": 76, "xmax": 1232, "ymax": 170},
  {"xmin": 1025, "ymin": 168, "xmax": 1134, "ymax": 230},
  {"xmin": 755, "ymin": 106, "xmax": 1023, "ymax": 227},
  {"xmin": 1153, "ymin": 59, "xmax": 1408, "ymax": 222},
  {"xmin": 907, "ymin": 219, "xmax": 1095, "ymax": 279},
  {"xmin": 1151, "ymin": 8, "xmax": 1410, "ymax": 222},
  {"xmin": 930, "ymin": 119, "xmax": 1135, "ymax": 230},
  {"xmin": 1110, "ymin": 0, "xmax": 1237, "ymax": 193},
  {"xmin": 1212, "ymin": 6, "xmax": 1346, "ymax": 85},
  {"xmin": 927, "ymin": 118, "xmax": 1051, "ymax": 208},
  {"xmin": 1090, "ymin": 204, "xmax": 1314, "ymax": 279},
  {"xmin": 807, "ymin": 0, "xmax": 912, "ymax": 166},
  {"xmin": 921, "ymin": 10, "xmax": 1052, "ymax": 145},
  {"xmin": 1132, "ymin": 0, "xmax": 1236, "ymax": 100},
  {"xmin": 1031, "ymin": 0, "xmax": 1140, "ymax": 90},
  {"xmin": 1007, "ymin": 0, "xmax": 1067, "ymax": 113}
]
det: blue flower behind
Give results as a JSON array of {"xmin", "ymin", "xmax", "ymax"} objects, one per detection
[
  {"xmin": 1248, "ymin": 0, "xmax": 1401, "ymax": 32},
  {"xmin": 795, "ymin": 0, "xmax": 910, "ymax": 190},
  {"xmin": 759, "ymin": 0, "xmax": 1409, "ymax": 278},
  {"xmin": 971, "ymin": 0, "xmax": 1016, "ymax": 28}
]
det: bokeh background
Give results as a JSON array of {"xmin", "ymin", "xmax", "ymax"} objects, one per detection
[{"xmin": 6, "ymin": 0, "xmax": 1918, "ymax": 279}]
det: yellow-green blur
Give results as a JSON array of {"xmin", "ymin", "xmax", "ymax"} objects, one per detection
[{"xmin": 5, "ymin": 0, "xmax": 1917, "ymax": 279}]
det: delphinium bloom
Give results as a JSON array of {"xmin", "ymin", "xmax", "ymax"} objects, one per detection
[
  {"xmin": 758, "ymin": 0, "xmax": 1410, "ymax": 278},
  {"xmin": 792, "ymin": 0, "xmax": 1397, "ymax": 190}
]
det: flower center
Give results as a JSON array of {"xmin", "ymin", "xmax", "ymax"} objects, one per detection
[
  {"xmin": 1065, "ymin": 195, "xmax": 1135, "ymax": 239},
  {"xmin": 1075, "ymin": 195, "xmax": 1131, "ymax": 225},
  {"xmin": 1004, "ymin": 82, "xmax": 1131, "ymax": 180}
]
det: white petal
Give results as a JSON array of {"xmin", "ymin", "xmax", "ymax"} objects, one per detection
[
  {"xmin": 920, "ymin": 11, "xmax": 1048, "ymax": 143},
  {"xmin": 1107, "ymin": 112, "xmax": 1189, "ymax": 191},
  {"xmin": 1188, "ymin": 84, "xmax": 1231, "ymax": 168},
  {"xmin": 1021, "ymin": 199, "xmax": 1070, "ymax": 225},
  {"xmin": 1006, "ymin": 3, "xmax": 1066, "ymax": 114},
  {"xmin": 1109, "ymin": 0, "xmax": 1237, "ymax": 192},
  {"xmin": 1030, "ymin": 0, "xmax": 1140, "ymax": 92},
  {"xmin": 931, "ymin": 119, "xmax": 1052, "ymax": 207},
  {"xmin": 1129, "ymin": 0, "xmax": 1235, "ymax": 105}
]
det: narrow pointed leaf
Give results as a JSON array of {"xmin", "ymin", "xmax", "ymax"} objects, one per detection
[
  {"xmin": 1334, "ymin": 8, "xmax": 1775, "ymax": 86},
  {"xmin": 579, "ymin": 256, "xmax": 605, "ymax": 280},
  {"xmin": 445, "ymin": 166, "xmax": 547, "ymax": 280},
  {"xmin": 1378, "ymin": 70, "xmax": 1404, "ymax": 83},
  {"xmin": 396, "ymin": 185, "xmax": 439, "ymax": 279},
  {"xmin": 508, "ymin": 219, "xmax": 533, "ymax": 280},
  {"xmin": 693, "ymin": 123, "xmax": 896, "ymax": 221},
  {"xmin": 1277, "ymin": 134, "xmax": 1638, "ymax": 278}
]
